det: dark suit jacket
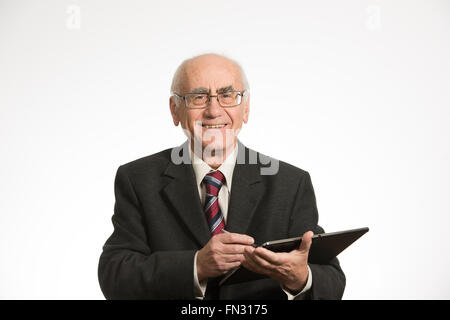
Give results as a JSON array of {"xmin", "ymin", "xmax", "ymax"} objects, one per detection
[{"xmin": 98, "ymin": 141, "xmax": 345, "ymax": 300}]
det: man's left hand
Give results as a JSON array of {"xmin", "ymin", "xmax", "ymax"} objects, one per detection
[{"xmin": 242, "ymin": 231, "xmax": 313, "ymax": 293}]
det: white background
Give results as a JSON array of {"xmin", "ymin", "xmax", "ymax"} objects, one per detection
[{"xmin": 1, "ymin": 0, "xmax": 449, "ymax": 299}]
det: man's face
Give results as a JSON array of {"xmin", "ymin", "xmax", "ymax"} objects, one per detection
[{"xmin": 170, "ymin": 55, "xmax": 249, "ymax": 158}]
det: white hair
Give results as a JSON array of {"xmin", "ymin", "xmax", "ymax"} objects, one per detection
[{"xmin": 170, "ymin": 53, "xmax": 250, "ymax": 95}]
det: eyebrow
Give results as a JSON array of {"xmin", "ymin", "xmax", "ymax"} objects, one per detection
[
  {"xmin": 189, "ymin": 85, "xmax": 235, "ymax": 94},
  {"xmin": 217, "ymin": 85, "xmax": 234, "ymax": 93},
  {"xmin": 190, "ymin": 87, "xmax": 209, "ymax": 94}
]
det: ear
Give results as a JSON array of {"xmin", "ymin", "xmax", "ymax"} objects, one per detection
[
  {"xmin": 169, "ymin": 96, "xmax": 180, "ymax": 126},
  {"xmin": 242, "ymin": 95, "xmax": 250, "ymax": 124}
]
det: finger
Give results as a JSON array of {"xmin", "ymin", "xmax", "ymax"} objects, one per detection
[
  {"xmin": 223, "ymin": 254, "xmax": 246, "ymax": 263},
  {"xmin": 221, "ymin": 244, "xmax": 252, "ymax": 254},
  {"xmin": 298, "ymin": 231, "xmax": 314, "ymax": 253},
  {"xmin": 245, "ymin": 247, "xmax": 275, "ymax": 270},
  {"xmin": 252, "ymin": 247, "xmax": 283, "ymax": 266},
  {"xmin": 219, "ymin": 233, "xmax": 254, "ymax": 245},
  {"xmin": 243, "ymin": 251, "xmax": 270, "ymax": 275},
  {"xmin": 243, "ymin": 245, "xmax": 256, "ymax": 258}
]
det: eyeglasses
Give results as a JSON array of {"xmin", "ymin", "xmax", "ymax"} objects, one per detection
[{"xmin": 172, "ymin": 90, "xmax": 247, "ymax": 109}]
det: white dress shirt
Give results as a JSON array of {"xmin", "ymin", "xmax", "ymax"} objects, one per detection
[{"xmin": 189, "ymin": 145, "xmax": 312, "ymax": 299}]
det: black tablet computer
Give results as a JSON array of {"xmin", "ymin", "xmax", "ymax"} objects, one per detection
[{"xmin": 219, "ymin": 227, "xmax": 369, "ymax": 286}]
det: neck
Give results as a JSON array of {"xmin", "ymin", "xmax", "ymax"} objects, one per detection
[{"xmin": 190, "ymin": 141, "xmax": 236, "ymax": 169}]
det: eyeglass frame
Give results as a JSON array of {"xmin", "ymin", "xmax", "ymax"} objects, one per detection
[{"xmin": 171, "ymin": 90, "xmax": 249, "ymax": 109}]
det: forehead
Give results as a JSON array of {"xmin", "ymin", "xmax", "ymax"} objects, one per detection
[{"xmin": 183, "ymin": 57, "xmax": 242, "ymax": 92}]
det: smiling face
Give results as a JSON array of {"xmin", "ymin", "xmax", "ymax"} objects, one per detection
[{"xmin": 169, "ymin": 54, "xmax": 250, "ymax": 162}]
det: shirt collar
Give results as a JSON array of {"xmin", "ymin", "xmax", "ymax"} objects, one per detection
[{"xmin": 190, "ymin": 145, "xmax": 238, "ymax": 191}]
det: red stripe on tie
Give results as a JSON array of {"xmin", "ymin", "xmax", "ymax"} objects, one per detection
[
  {"xmin": 206, "ymin": 184, "xmax": 220, "ymax": 196},
  {"xmin": 209, "ymin": 171, "xmax": 225, "ymax": 184},
  {"xmin": 206, "ymin": 202, "xmax": 219, "ymax": 222},
  {"xmin": 211, "ymin": 219, "xmax": 225, "ymax": 235},
  {"xmin": 203, "ymin": 170, "xmax": 226, "ymax": 235}
]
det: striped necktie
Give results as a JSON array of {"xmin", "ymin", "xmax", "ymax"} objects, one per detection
[{"xmin": 203, "ymin": 170, "xmax": 226, "ymax": 235}]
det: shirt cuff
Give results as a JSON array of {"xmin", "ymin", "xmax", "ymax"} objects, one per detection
[
  {"xmin": 193, "ymin": 251, "xmax": 208, "ymax": 299},
  {"xmin": 282, "ymin": 265, "xmax": 312, "ymax": 300}
]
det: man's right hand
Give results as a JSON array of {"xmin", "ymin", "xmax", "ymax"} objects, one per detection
[{"xmin": 196, "ymin": 232, "xmax": 255, "ymax": 282}]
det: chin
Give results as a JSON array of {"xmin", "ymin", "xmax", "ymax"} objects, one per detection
[
  {"xmin": 204, "ymin": 139, "xmax": 236, "ymax": 156},
  {"xmin": 202, "ymin": 140, "xmax": 225, "ymax": 153}
]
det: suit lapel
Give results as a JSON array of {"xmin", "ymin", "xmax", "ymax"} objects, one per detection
[
  {"xmin": 162, "ymin": 144, "xmax": 211, "ymax": 248},
  {"xmin": 225, "ymin": 142, "xmax": 264, "ymax": 235}
]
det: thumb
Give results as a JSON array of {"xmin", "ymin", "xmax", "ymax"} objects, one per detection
[{"xmin": 298, "ymin": 231, "xmax": 314, "ymax": 253}]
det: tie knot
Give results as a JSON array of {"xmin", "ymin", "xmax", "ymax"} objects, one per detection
[{"xmin": 203, "ymin": 170, "xmax": 225, "ymax": 197}]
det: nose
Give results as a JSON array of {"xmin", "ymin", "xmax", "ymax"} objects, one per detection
[{"xmin": 203, "ymin": 96, "xmax": 222, "ymax": 118}]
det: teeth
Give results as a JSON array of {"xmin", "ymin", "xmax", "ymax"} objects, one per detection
[{"xmin": 203, "ymin": 124, "xmax": 226, "ymax": 128}]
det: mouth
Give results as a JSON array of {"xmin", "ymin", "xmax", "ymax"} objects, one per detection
[{"xmin": 201, "ymin": 123, "xmax": 227, "ymax": 129}]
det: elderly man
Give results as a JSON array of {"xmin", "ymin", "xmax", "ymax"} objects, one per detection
[{"xmin": 98, "ymin": 54, "xmax": 345, "ymax": 300}]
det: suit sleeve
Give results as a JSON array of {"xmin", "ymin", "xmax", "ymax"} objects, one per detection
[
  {"xmin": 98, "ymin": 165, "xmax": 197, "ymax": 299},
  {"xmin": 288, "ymin": 172, "xmax": 346, "ymax": 300}
]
